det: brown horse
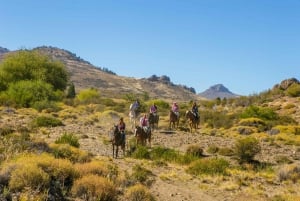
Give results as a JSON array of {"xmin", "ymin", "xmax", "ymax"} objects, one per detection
[
  {"xmin": 148, "ymin": 113, "xmax": 159, "ymax": 130},
  {"xmin": 135, "ymin": 126, "xmax": 151, "ymax": 147},
  {"xmin": 169, "ymin": 110, "xmax": 180, "ymax": 129},
  {"xmin": 111, "ymin": 125, "xmax": 125, "ymax": 158},
  {"xmin": 185, "ymin": 110, "xmax": 200, "ymax": 132}
]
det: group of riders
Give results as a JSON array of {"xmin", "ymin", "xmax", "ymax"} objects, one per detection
[{"xmin": 117, "ymin": 99, "xmax": 200, "ymax": 142}]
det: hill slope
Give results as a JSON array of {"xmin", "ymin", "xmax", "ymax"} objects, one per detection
[{"xmin": 0, "ymin": 46, "xmax": 203, "ymax": 102}]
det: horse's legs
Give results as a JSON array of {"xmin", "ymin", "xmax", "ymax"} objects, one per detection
[
  {"xmin": 112, "ymin": 144, "xmax": 115, "ymax": 158},
  {"xmin": 116, "ymin": 146, "xmax": 119, "ymax": 158}
]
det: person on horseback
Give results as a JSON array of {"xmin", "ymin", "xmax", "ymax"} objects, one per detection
[
  {"xmin": 171, "ymin": 102, "xmax": 179, "ymax": 118},
  {"xmin": 139, "ymin": 113, "xmax": 150, "ymax": 135},
  {"xmin": 118, "ymin": 117, "xmax": 126, "ymax": 142},
  {"xmin": 149, "ymin": 103, "xmax": 157, "ymax": 115},
  {"xmin": 130, "ymin": 99, "xmax": 140, "ymax": 116},
  {"xmin": 191, "ymin": 101, "xmax": 199, "ymax": 120}
]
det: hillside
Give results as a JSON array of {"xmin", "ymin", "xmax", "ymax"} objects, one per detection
[{"xmin": 0, "ymin": 46, "xmax": 202, "ymax": 102}]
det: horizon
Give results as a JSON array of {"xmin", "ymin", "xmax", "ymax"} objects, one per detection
[{"xmin": 1, "ymin": 0, "xmax": 299, "ymax": 95}]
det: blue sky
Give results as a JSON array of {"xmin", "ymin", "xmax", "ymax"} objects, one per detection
[{"xmin": 1, "ymin": 0, "xmax": 299, "ymax": 95}]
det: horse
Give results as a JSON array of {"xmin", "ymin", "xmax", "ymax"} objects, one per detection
[
  {"xmin": 169, "ymin": 110, "xmax": 180, "ymax": 129},
  {"xmin": 111, "ymin": 125, "xmax": 125, "ymax": 158},
  {"xmin": 135, "ymin": 126, "xmax": 151, "ymax": 147},
  {"xmin": 129, "ymin": 103, "xmax": 139, "ymax": 131},
  {"xmin": 185, "ymin": 110, "xmax": 200, "ymax": 132},
  {"xmin": 148, "ymin": 113, "xmax": 159, "ymax": 130}
]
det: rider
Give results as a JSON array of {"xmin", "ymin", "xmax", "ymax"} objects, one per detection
[
  {"xmin": 139, "ymin": 113, "xmax": 150, "ymax": 134},
  {"xmin": 149, "ymin": 103, "xmax": 157, "ymax": 115},
  {"xmin": 130, "ymin": 99, "xmax": 140, "ymax": 116},
  {"xmin": 118, "ymin": 117, "xmax": 126, "ymax": 142},
  {"xmin": 171, "ymin": 102, "xmax": 179, "ymax": 118},
  {"xmin": 191, "ymin": 101, "xmax": 199, "ymax": 120}
]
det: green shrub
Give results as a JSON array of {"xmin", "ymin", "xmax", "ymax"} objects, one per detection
[
  {"xmin": 131, "ymin": 146, "xmax": 151, "ymax": 159},
  {"xmin": 125, "ymin": 184, "xmax": 156, "ymax": 201},
  {"xmin": 187, "ymin": 158, "xmax": 229, "ymax": 176},
  {"xmin": 0, "ymin": 49, "xmax": 68, "ymax": 91},
  {"xmin": 5, "ymin": 80, "xmax": 58, "ymax": 108},
  {"xmin": 76, "ymin": 88, "xmax": 100, "ymax": 104},
  {"xmin": 131, "ymin": 164, "xmax": 153, "ymax": 183},
  {"xmin": 206, "ymin": 145, "xmax": 219, "ymax": 154},
  {"xmin": 55, "ymin": 133, "xmax": 80, "ymax": 148},
  {"xmin": 31, "ymin": 115, "xmax": 63, "ymax": 127},
  {"xmin": 240, "ymin": 105, "xmax": 278, "ymax": 121},
  {"xmin": 32, "ymin": 100, "xmax": 61, "ymax": 112},
  {"xmin": 186, "ymin": 145, "xmax": 203, "ymax": 157},
  {"xmin": 71, "ymin": 174, "xmax": 117, "ymax": 201},
  {"xmin": 234, "ymin": 137, "xmax": 261, "ymax": 163},
  {"xmin": 285, "ymin": 83, "xmax": 300, "ymax": 97}
]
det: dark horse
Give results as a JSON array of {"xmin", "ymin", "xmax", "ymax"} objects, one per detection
[
  {"xmin": 111, "ymin": 125, "xmax": 125, "ymax": 158},
  {"xmin": 169, "ymin": 110, "xmax": 180, "ymax": 129},
  {"xmin": 148, "ymin": 113, "xmax": 159, "ymax": 130},
  {"xmin": 135, "ymin": 126, "xmax": 151, "ymax": 147},
  {"xmin": 185, "ymin": 110, "xmax": 200, "ymax": 132}
]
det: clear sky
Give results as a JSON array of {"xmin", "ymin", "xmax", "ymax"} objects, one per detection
[{"xmin": 1, "ymin": 0, "xmax": 299, "ymax": 96}]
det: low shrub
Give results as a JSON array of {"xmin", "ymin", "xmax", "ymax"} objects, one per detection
[
  {"xmin": 234, "ymin": 137, "xmax": 261, "ymax": 163},
  {"xmin": 74, "ymin": 160, "xmax": 117, "ymax": 178},
  {"xmin": 125, "ymin": 183, "xmax": 156, "ymax": 201},
  {"xmin": 186, "ymin": 145, "xmax": 203, "ymax": 157},
  {"xmin": 131, "ymin": 146, "xmax": 150, "ymax": 159},
  {"xmin": 71, "ymin": 174, "xmax": 117, "ymax": 201},
  {"xmin": 278, "ymin": 163, "xmax": 300, "ymax": 183},
  {"xmin": 206, "ymin": 145, "xmax": 219, "ymax": 154},
  {"xmin": 55, "ymin": 133, "xmax": 80, "ymax": 148},
  {"xmin": 131, "ymin": 164, "xmax": 153, "ymax": 183},
  {"xmin": 50, "ymin": 143, "xmax": 91, "ymax": 163},
  {"xmin": 187, "ymin": 158, "xmax": 230, "ymax": 176},
  {"xmin": 9, "ymin": 163, "xmax": 50, "ymax": 192},
  {"xmin": 31, "ymin": 115, "xmax": 63, "ymax": 127}
]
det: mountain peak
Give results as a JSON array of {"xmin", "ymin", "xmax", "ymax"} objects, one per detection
[
  {"xmin": 0, "ymin": 47, "xmax": 10, "ymax": 54},
  {"xmin": 199, "ymin": 84, "xmax": 239, "ymax": 99}
]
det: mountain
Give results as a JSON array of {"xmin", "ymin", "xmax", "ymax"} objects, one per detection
[
  {"xmin": 0, "ymin": 47, "xmax": 9, "ymax": 54},
  {"xmin": 198, "ymin": 84, "xmax": 239, "ymax": 99},
  {"xmin": 0, "ymin": 46, "xmax": 202, "ymax": 102}
]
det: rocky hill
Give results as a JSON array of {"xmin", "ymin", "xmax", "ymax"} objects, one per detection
[
  {"xmin": 198, "ymin": 84, "xmax": 239, "ymax": 99},
  {"xmin": 0, "ymin": 46, "xmax": 202, "ymax": 102}
]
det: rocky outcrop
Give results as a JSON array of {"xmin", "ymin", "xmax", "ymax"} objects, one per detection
[{"xmin": 273, "ymin": 78, "xmax": 300, "ymax": 90}]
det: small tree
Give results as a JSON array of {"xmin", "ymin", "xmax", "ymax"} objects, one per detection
[{"xmin": 66, "ymin": 82, "xmax": 76, "ymax": 98}]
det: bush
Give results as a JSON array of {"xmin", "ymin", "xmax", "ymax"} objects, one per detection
[
  {"xmin": 186, "ymin": 145, "xmax": 203, "ymax": 157},
  {"xmin": 74, "ymin": 160, "xmax": 117, "ymax": 178},
  {"xmin": 187, "ymin": 158, "xmax": 230, "ymax": 176},
  {"xmin": 55, "ymin": 133, "xmax": 80, "ymax": 148},
  {"xmin": 278, "ymin": 163, "xmax": 300, "ymax": 183},
  {"xmin": 125, "ymin": 184, "xmax": 156, "ymax": 201},
  {"xmin": 5, "ymin": 80, "xmax": 58, "ymax": 108},
  {"xmin": 131, "ymin": 164, "xmax": 153, "ymax": 183},
  {"xmin": 234, "ymin": 137, "xmax": 261, "ymax": 163},
  {"xmin": 71, "ymin": 174, "xmax": 117, "ymax": 201},
  {"xmin": 9, "ymin": 163, "xmax": 50, "ymax": 191},
  {"xmin": 31, "ymin": 115, "xmax": 63, "ymax": 127},
  {"xmin": 50, "ymin": 144, "xmax": 91, "ymax": 163},
  {"xmin": 0, "ymin": 50, "xmax": 68, "ymax": 91},
  {"xmin": 131, "ymin": 146, "xmax": 151, "ymax": 159},
  {"xmin": 76, "ymin": 88, "xmax": 100, "ymax": 104},
  {"xmin": 285, "ymin": 83, "xmax": 300, "ymax": 97},
  {"xmin": 32, "ymin": 100, "xmax": 61, "ymax": 112},
  {"xmin": 240, "ymin": 105, "xmax": 278, "ymax": 121}
]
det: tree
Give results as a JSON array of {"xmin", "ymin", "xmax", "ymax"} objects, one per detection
[
  {"xmin": 0, "ymin": 50, "xmax": 68, "ymax": 91},
  {"xmin": 66, "ymin": 82, "xmax": 76, "ymax": 99}
]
